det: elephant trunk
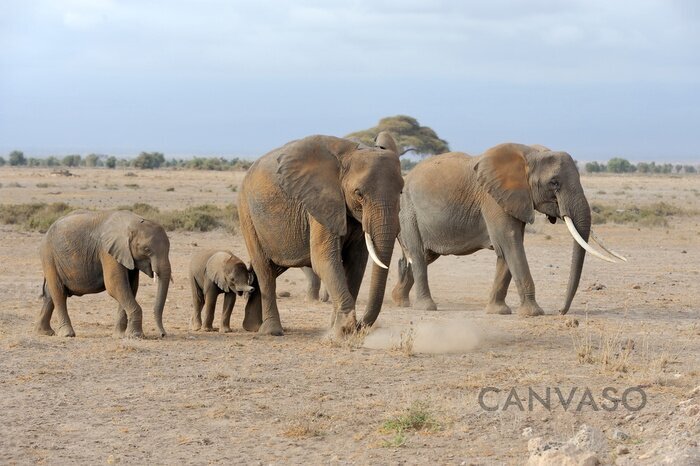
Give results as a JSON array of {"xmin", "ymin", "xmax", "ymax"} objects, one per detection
[
  {"xmin": 152, "ymin": 259, "xmax": 171, "ymax": 337},
  {"xmin": 558, "ymin": 192, "xmax": 592, "ymax": 315},
  {"xmin": 360, "ymin": 204, "xmax": 399, "ymax": 327}
]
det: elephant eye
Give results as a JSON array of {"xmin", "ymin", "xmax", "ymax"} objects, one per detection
[
  {"xmin": 550, "ymin": 179, "xmax": 560, "ymax": 190},
  {"xmin": 354, "ymin": 188, "xmax": 364, "ymax": 200}
]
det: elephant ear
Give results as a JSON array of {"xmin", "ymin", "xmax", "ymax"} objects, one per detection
[
  {"xmin": 101, "ymin": 211, "xmax": 136, "ymax": 269},
  {"xmin": 374, "ymin": 131, "xmax": 399, "ymax": 156},
  {"xmin": 206, "ymin": 252, "xmax": 233, "ymax": 292},
  {"xmin": 276, "ymin": 136, "xmax": 350, "ymax": 236},
  {"xmin": 474, "ymin": 144, "xmax": 535, "ymax": 224}
]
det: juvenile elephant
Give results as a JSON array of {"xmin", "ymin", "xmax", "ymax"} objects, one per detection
[
  {"xmin": 37, "ymin": 210, "xmax": 171, "ymax": 338},
  {"xmin": 189, "ymin": 250, "xmax": 254, "ymax": 333},
  {"xmin": 392, "ymin": 143, "xmax": 624, "ymax": 315},
  {"xmin": 239, "ymin": 134, "xmax": 403, "ymax": 336}
]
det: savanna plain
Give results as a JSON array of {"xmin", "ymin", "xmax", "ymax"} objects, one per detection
[{"xmin": 0, "ymin": 167, "xmax": 698, "ymax": 464}]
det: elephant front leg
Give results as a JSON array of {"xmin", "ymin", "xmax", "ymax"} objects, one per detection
[
  {"xmin": 220, "ymin": 293, "xmax": 235, "ymax": 333},
  {"xmin": 190, "ymin": 279, "xmax": 204, "ymax": 331},
  {"xmin": 485, "ymin": 256, "xmax": 513, "ymax": 315},
  {"xmin": 105, "ymin": 266, "xmax": 144, "ymax": 338},
  {"xmin": 492, "ymin": 222, "xmax": 543, "ymax": 317},
  {"xmin": 115, "ymin": 270, "xmax": 139, "ymax": 337},
  {"xmin": 255, "ymin": 264, "xmax": 285, "ymax": 336},
  {"xmin": 202, "ymin": 286, "xmax": 219, "ymax": 332},
  {"xmin": 311, "ymin": 224, "xmax": 357, "ymax": 337}
]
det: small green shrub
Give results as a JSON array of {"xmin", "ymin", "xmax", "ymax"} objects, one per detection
[
  {"xmin": 380, "ymin": 401, "xmax": 439, "ymax": 436},
  {"xmin": 0, "ymin": 203, "xmax": 74, "ymax": 233},
  {"xmin": 591, "ymin": 202, "xmax": 688, "ymax": 227}
]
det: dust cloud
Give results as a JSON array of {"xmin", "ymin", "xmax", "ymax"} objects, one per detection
[{"xmin": 362, "ymin": 319, "xmax": 483, "ymax": 354}]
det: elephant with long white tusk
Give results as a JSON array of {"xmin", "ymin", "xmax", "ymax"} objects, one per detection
[
  {"xmin": 238, "ymin": 133, "xmax": 403, "ymax": 336},
  {"xmin": 391, "ymin": 142, "xmax": 624, "ymax": 316}
]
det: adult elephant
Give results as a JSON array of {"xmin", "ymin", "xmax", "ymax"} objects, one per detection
[
  {"xmin": 37, "ymin": 210, "xmax": 171, "ymax": 337},
  {"xmin": 392, "ymin": 143, "xmax": 624, "ymax": 315},
  {"xmin": 239, "ymin": 134, "xmax": 404, "ymax": 336}
]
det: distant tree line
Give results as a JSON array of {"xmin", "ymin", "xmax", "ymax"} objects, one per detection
[
  {"xmin": 584, "ymin": 157, "xmax": 697, "ymax": 174},
  {"xmin": 0, "ymin": 150, "xmax": 252, "ymax": 171}
]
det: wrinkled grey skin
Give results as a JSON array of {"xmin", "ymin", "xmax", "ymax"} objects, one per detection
[
  {"xmin": 302, "ymin": 131, "xmax": 397, "ymax": 305},
  {"xmin": 37, "ymin": 210, "xmax": 171, "ymax": 338},
  {"xmin": 392, "ymin": 143, "xmax": 592, "ymax": 316},
  {"xmin": 189, "ymin": 249, "xmax": 254, "ymax": 333},
  {"xmin": 239, "ymin": 134, "xmax": 403, "ymax": 336}
]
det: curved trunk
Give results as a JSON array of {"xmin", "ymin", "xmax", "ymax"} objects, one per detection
[
  {"xmin": 360, "ymin": 205, "xmax": 398, "ymax": 327},
  {"xmin": 153, "ymin": 259, "xmax": 171, "ymax": 337},
  {"xmin": 559, "ymin": 195, "xmax": 592, "ymax": 315}
]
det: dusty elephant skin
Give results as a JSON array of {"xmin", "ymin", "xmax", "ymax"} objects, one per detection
[
  {"xmin": 37, "ymin": 210, "xmax": 172, "ymax": 338},
  {"xmin": 188, "ymin": 249, "xmax": 254, "ymax": 333},
  {"xmin": 238, "ymin": 133, "xmax": 404, "ymax": 336},
  {"xmin": 392, "ymin": 143, "xmax": 617, "ymax": 316}
]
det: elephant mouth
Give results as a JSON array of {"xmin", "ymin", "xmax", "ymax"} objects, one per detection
[{"xmin": 547, "ymin": 215, "xmax": 557, "ymax": 224}]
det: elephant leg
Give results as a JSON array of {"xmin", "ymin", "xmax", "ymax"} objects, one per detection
[
  {"xmin": 311, "ymin": 224, "xmax": 356, "ymax": 336},
  {"xmin": 220, "ymin": 292, "xmax": 235, "ymax": 333},
  {"xmin": 486, "ymin": 256, "xmax": 513, "ymax": 315},
  {"xmin": 242, "ymin": 270, "xmax": 263, "ymax": 332},
  {"xmin": 190, "ymin": 278, "xmax": 204, "ymax": 331},
  {"xmin": 391, "ymin": 255, "xmax": 414, "ymax": 307},
  {"xmin": 493, "ymin": 222, "xmax": 543, "ymax": 317},
  {"xmin": 343, "ymin": 233, "xmax": 369, "ymax": 303},
  {"xmin": 255, "ymin": 263, "xmax": 286, "ymax": 336},
  {"xmin": 43, "ymin": 273, "xmax": 75, "ymax": 337},
  {"xmin": 36, "ymin": 281, "xmax": 56, "ymax": 336},
  {"xmin": 412, "ymin": 250, "xmax": 439, "ymax": 311},
  {"xmin": 302, "ymin": 267, "xmax": 321, "ymax": 302},
  {"xmin": 104, "ymin": 265, "xmax": 144, "ymax": 338},
  {"xmin": 202, "ymin": 285, "xmax": 218, "ymax": 332},
  {"xmin": 115, "ymin": 270, "xmax": 139, "ymax": 337}
]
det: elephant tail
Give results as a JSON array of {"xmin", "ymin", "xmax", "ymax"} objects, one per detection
[
  {"xmin": 40, "ymin": 278, "xmax": 47, "ymax": 299},
  {"xmin": 396, "ymin": 235, "xmax": 412, "ymax": 283}
]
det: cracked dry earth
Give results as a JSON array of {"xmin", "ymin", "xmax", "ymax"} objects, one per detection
[{"xmin": 0, "ymin": 168, "xmax": 698, "ymax": 464}]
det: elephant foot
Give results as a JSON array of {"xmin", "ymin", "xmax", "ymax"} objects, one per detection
[
  {"xmin": 517, "ymin": 302, "xmax": 545, "ymax": 317},
  {"xmin": 56, "ymin": 324, "xmax": 75, "ymax": 338},
  {"xmin": 124, "ymin": 326, "xmax": 144, "ymax": 339},
  {"xmin": 113, "ymin": 328, "xmax": 126, "ymax": 338},
  {"xmin": 331, "ymin": 310, "xmax": 357, "ymax": 337},
  {"xmin": 219, "ymin": 326, "xmax": 232, "ymax": 334},
  {"xmin": 486, "ymin": 302, "xmax": 512, "ymax": 315},
  {"xmin": 242, "ymin": 313, "xmax": 262, "ymax": 332},
  {"xmin": 305, "ymin": 291, "xmax": 319, "ymax": 303},
  {"xmin": 258, "ymin": 319, "xmax": 284, "ymax": 336},
  {"xmin": 391, "ymin": 287, "xmax": 411, "ymax": 307},
  {"xmin": 202, "ymin": 326, "xmax": 215, "ymax": 332},
  {"xmin": 35, "ymin": 325, "xmax": 56, "ymax": 336},
  {"xmin": 191, "ymin": 317, "xmax": 202, "ymax": 331},
  {"xmin": 413, "ymin": 298, "xmax": 438, "ymax": 311},
  {"xmin": 319, "ymin": 288, "xmax": 329, "ymax": 303}
]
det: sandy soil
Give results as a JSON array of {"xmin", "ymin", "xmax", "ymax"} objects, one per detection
[{"xmin": 1, "ymin": 167, "xmax": 698, "ymax": 464}]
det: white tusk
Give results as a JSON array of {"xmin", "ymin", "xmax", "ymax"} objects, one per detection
[
  {"xmin": 365, "ymin": 232, "xmax": 389, "ymax": 269},
  {"xmin": 563, "ymin": 216, "xmax": 617, "ymax": 263},
  {"xmin": 590, "ymin": 230, "xmax": 627, "ymax": 262},
  {"xmin": 153, "ymin": 272, "xmax": 158, "ymax": 284}
]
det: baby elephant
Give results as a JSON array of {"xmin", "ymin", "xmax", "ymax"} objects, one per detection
[{"xmin": 189, "ymin": 250, "xmax": 254, "ymax": 332}]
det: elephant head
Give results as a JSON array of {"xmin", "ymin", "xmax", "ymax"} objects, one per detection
[
  {"xmin": 276, "ymin": 134, "xmax": 404, "ymax": 327},
  {"xmin": 101, "ymin": 211, "xmax": 171, "ymax": 336},
  {"xmin": 206, "ymin": 252, "xmax": 255, "ymax": 296},
  {"xmin": 475, "ymin": 143, "xmax": 623, "ymax": 315}
]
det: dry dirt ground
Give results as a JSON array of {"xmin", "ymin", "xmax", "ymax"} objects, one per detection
[{"xmin": 1, "ymin": 168, "xmax": 698, "ymax": 464}]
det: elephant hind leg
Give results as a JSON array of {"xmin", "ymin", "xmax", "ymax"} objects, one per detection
[
  {"xmin": 302, "ymin": 267, "xmax": 321, "ymax": 302},
  {"xmin": 391, "ymin": 255, "xmax": 413, "ymax": 307},
  {"xmin": 36, "ymin": 280, "xmax": 56, "ymax": 336},
  {"xmin": 412, "ymin": 250, "xmax": 440, "ymax": 311},
  {"xmin": 190, "ymin": 278, "xmax": 204, "ymax": 331},
  {"xmin": 220, "ymin": 293, "xmax": 235, "ymax": 333},
  {"xmin": 485, "ymin": 256, "xmax": 513, "ymax": 315},
  {"xmin": 44, "ymin": 276, "xmax": 75, "ymax": 337}
]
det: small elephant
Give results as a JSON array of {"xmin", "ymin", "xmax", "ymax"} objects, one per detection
[
  {"xmin": 37, "ymin": 210, "xmax": 171, "ymax": 338},
  {"xmin": 392, "ymin": 143, "xmax": 624, "ymax": 315},
  {"xmin": 189, "ymin": 250, "xmax": 254, "ymax": 333}
]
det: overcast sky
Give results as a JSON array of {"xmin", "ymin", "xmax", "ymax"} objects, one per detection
[{"xmin": 1, "ymin": 0, "xmax": 699, "ymax": 161}]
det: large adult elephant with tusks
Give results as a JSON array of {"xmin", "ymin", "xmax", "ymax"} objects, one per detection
[
  {"xmin": 238, "ymin": 133, "xmax": 403, "ymax": 336},
  {"xmin": 392, "ymin": 143, "xmax": 625, "ymax": 315}
]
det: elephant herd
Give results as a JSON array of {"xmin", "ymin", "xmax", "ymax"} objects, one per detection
[{"xmin": 35, "ymin": 132, "xmax": 625, "ymax": 339}]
